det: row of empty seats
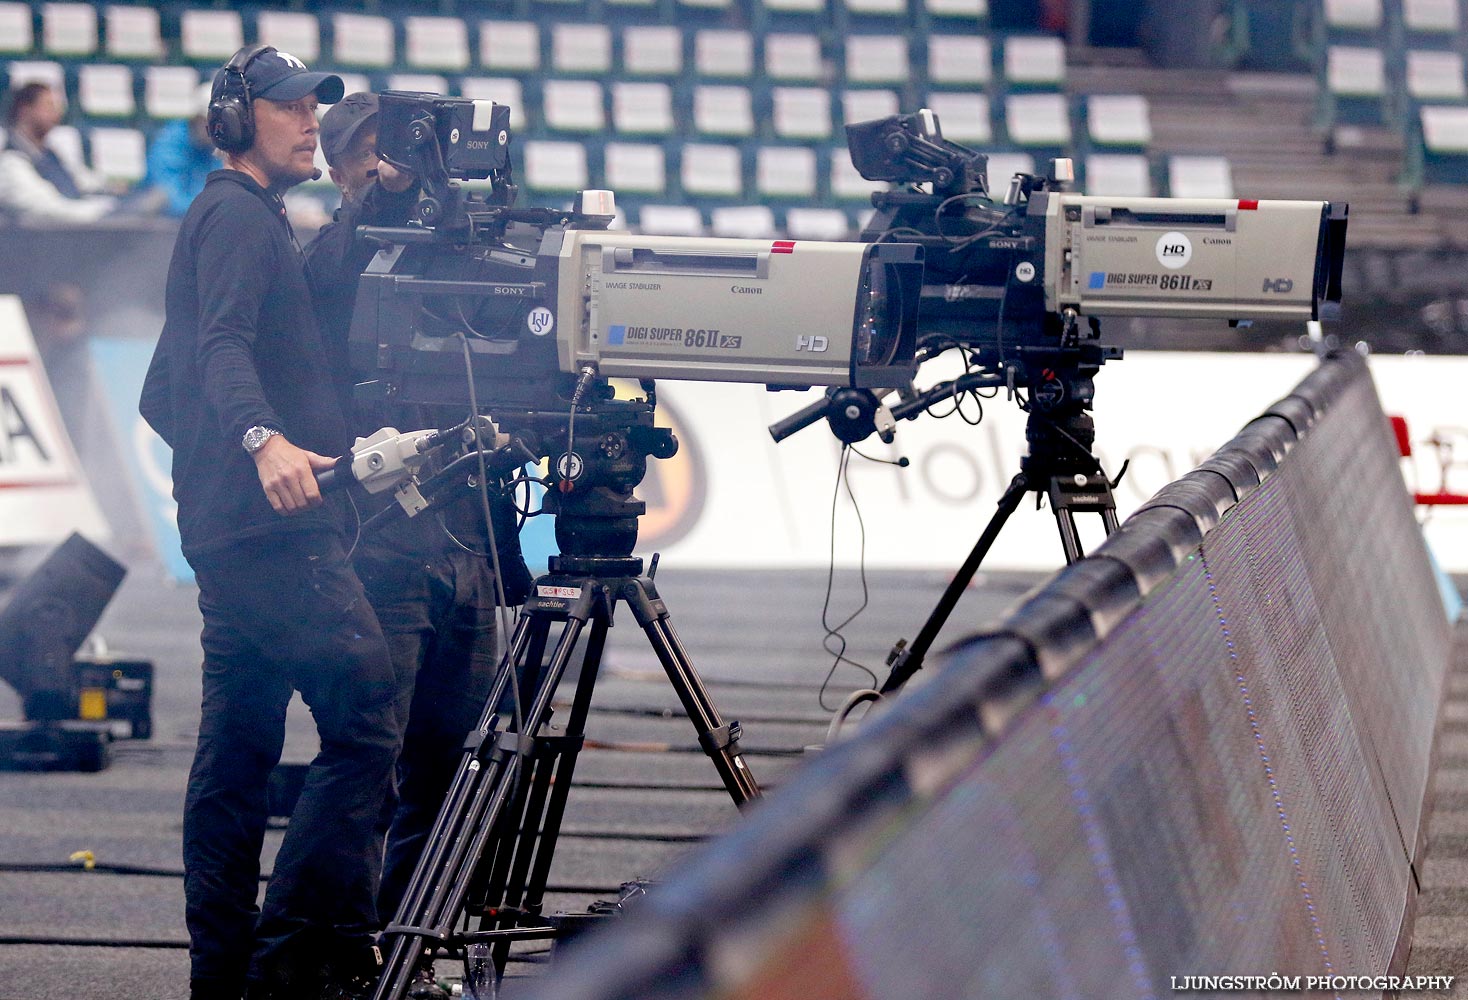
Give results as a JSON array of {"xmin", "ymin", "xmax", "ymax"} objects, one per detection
[
  {"xmin": 22, "ymin": 105, "xmax": 1228, "ymax": 210},
  {"xmin": 0, "ymin": 6, "xmax": 1013, "ymax": 81},
  {"xmin": 4, "ymin": 56, "xmax": 1146, "ymax": 153}
]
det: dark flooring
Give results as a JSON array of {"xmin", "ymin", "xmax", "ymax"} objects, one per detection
[{"xmin": 0, "ymin": 562, "xmax": 1038, "ymax": 1000}]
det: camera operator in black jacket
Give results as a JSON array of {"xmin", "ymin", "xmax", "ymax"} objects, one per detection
[
  {"xmin": 139, "ymin": 49, "xmax": 398, "ymax": 1000},
  {"xmin": 304, "ymin": 91, "xmax": 533, "ymax": 999}
]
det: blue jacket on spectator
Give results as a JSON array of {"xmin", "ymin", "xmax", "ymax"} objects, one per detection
[{"xmin": 144, "ymin": 119, "xmax": 217, "ymax": 217}]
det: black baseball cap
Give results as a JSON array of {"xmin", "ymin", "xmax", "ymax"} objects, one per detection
[
  {"xmin": 320, "ymin": 92, "xmax": 379, "ymax": 167},
  {"xmin": 213, "ymin": 46, "xmax": 344, "ymax": 105}
]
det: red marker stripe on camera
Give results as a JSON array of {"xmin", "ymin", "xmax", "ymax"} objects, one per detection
[
  {"xmin": 772, "ymin": 240, "xmax": 796, "ymax": 254},
  {"xmin": 1238, "ymin": 200, "xmax": 1259, "ymax": 210}
]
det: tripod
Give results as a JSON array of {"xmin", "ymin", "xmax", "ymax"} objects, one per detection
[
  {"xmin": 370, "ymin": 457, "xmax": 760, "ymax": 1000},
  {"xmin": 879, "ymin": 371, "xmax": 1120, "ymax": 695}
]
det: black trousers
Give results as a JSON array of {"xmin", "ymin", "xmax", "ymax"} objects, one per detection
[
  {"xmin": 354, "ymin": 538, "xmax": 501, "ymax": 925},
  {"xmin": 184, "ymin": 531, "xmax": 398, "ymax": 992}
]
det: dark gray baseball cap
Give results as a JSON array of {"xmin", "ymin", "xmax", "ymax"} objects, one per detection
[{"xmin": 320, "ymin": 92, "xmax": 379, "ymax": 167}]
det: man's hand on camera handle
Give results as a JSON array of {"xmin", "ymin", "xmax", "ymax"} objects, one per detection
[
  {"xmin": 253, "ymin": 435, "xmax": 337, "ymax": 515},
  {"xmin": 375, "ymin": 158, "xmax": 414, "ymax": 194}
]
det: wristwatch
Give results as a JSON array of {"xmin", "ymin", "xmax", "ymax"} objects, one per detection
[{"xmin": 241, "ymin": 425, "xmax": 282, "ymax": 454}]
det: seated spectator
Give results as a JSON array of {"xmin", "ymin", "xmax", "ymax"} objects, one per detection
[
  {"xmin": 0, "ymin": 81, "xmax": 115, "ymax": 224},
  {"xmin": 143, "ymin": 84, "xmax": 218, "ymax": 217}
]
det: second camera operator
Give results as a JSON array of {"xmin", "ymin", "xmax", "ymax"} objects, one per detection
[{"xmin": 305, "ymin": 92, "xmax": 533, "ymax": 994}]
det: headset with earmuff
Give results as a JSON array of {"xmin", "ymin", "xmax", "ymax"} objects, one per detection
[{"xmin": 208, "ymin": 43, "xmax": 272, "ymax": 155}]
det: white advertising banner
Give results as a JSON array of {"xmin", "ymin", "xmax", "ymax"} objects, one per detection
[
  {"xmin": 633, "ymin": 352, "xmax": 1468, "ymax": 572},
  {"xmin": 0, "ymin": 295, "xmax": 107, "ymax": 545}
]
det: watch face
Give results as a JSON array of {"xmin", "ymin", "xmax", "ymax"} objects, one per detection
[{"xmin": 244, "ymin": 427, "xmax": 274, "ymax": 452}]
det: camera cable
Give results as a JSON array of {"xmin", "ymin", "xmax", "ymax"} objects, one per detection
[
  {"xmin": 458, "ymin": 334, "xmax": 524, "ymax": 742},
  {"xmin": 815, "ymin": 446, "xmax": 880, "ymax": 713}
]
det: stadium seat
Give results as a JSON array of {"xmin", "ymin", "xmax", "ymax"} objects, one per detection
[
  {"xmin": 638, "ymin": 204, "xmax": 705, "ymax": 235},
  {"xmin": 1402, "ymin": 0, "xmax": 1459, "ymax": 41},
  {"xmin": 480, "ymin": 22, "xmax": 541, "ymax": 73},
  {"xmin": 7, "ymin": 61, "xmax": 65, "ymax": 96},
  {"xmin": 785, "ymin": 206, "xmax": 851, "ymax": 239},
  {"xmin": 772, "ymin": 86, "xmax": 832, "ymax": 138},
  {"xmin": 461, "ymin": 77, "xmax": 526, "ymax": 129},
  {"xmin": 842, "ymin": 88, "xmax": 900, "ymax": 127},
  {"xmin": 1083, "ymin": 152, "xmax": 1153, "ymax": 196},
  {"xmin": 42, "ymin": 4, "xmax": 97, "ymax": 58},
  {"xmin": 762, "ymin": 0, "xmax": 828, "ymax": 14},
  {"xmin": 765, "ymin": 33, "xmax": 823, "ymax": 80},
  {"xmin": 1325, "ymin": 44, "xmax": 1390, "ymax": 124},
  {"xmin": 1323, "ymin": 0, "xmax": 1383, "ymax": 32},
  {"xmin": 387, "ymin": 74, "xmax": 450, "ymax": 96},
  {"xmin": 1410, "ymin": 104, "xmax": 1468, "ymax": 182},
  {"xmin": 45, "ymin": 123, "xmax": 84, "ymax": 172},
  {"xmin": 78, "ymin": 64, "xmax": 135, "ymax": 118},
  {"xmin": 1004, "ymin": 92, "xmax": 1070, "ymax": 146},
  {"xmin": 928, "ymin": 35, "xmax": 992, "ymax": 86},
  {"xmin": 830, "ymin": 147, "xmax": 884, "ymax": 198},
  {"xmin": 694, "ymin": 85, "xmax": 756, "ymax": 136},
  {"xmin": 680, "ymin": 0, "xmax": 735, "ymax": 10},
  {"xmin": 179, "ymin": 11, "xmax": 243, "ymax": 63},
  {"xmin": 1085, "ymin": 94, "xmax": 1152, "ymax": 148},
  {"xmin": 711, "ymin": 204, "xmax": 776, "ymax": 238},
  {"xmin": 695, "ymin": 30, "xmax": 755, "ymax": 77},
  {"xmin": 1168, "ymin": 154, "xmax": 1234, "ymax": 197},
  {"xmin": 144, "ymin": 66, "xmax": 200, "ymax": 119},
  {"xmin": 88, "ymin": 125, "xmax": 145, "ymax": 183},
  {"xmin": 542, "ymin": 80, "xmax": 606, "ymax": 132},
  {"xmin": 845, "ymin": 36, "xmax": 910, "ymax": 84},
  {"xmin": 523, "ymin": 139, "xmax": 590, "ymax": 191},
  {"xmin": 405, "ymin": 16, "xmax": 470, "ymax": 72},
  {"xmin": 1003, "ymin": 35, "xmax": 1066, "ymax": 88},
  {"xmin": 927, "ymin": 91, "xmax": 991, "ymax": 143},
  {"xmin": 103, "ymin": 6, "xmax": 162, "ymax": 61},
  {"xmin": 843, "ymin": 0, "xmax": 908, "ymax": 15},
  {"xmin": 1406, "ymin": 49, "xmax": 1467, "ymax": 103},
  {"xmin": 335, "ymin": 73, "xmax": 372, "ymax": 101},
  {"xmin": 680, "ymin": 142, "xmax": 743, "ymax": 195},
  {"xmin": 603, "ymin": 141, "xmax": 667, "ymax": 193},
  {"xmin": 926, "ymin": 0, "xmax": 988, "ymax": 18},
  {"xmin": 612, "ymin": 82, "xmax": 674, "ymax": 134},
  {"xmin": 0, "ymin": 4, "xmax": 33, "ymax": 55},
  {"xmin": 756, "ymin": 145, "xmax": 818, "ymax": 196},
  {"xmin": 621, "ymin": 26, "xmax": 683, "ymax": 76},
  {"xmin": 255, "ymin": 12, "xmax": 320, "ymax": 63},
  {"xmin": 984, "ymin": 150, "xmax": 1036, "ymax": 189},
  {"xmin": 333, "ymin": 13, "xmax": 395, "ymax": 69},
  {"xmin": 552, "ymin": 24, "xmax": 613, "ymax": 74}
]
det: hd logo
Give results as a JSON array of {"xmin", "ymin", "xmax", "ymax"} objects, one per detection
[{"xmin": 1155, "ymin": 231, "xmax": 1193, "ymax": 270}]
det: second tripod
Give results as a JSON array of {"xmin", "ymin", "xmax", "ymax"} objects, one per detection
[{"xmin": 880, "ymin": 358, "xmax": 1122, "ymax": 695}]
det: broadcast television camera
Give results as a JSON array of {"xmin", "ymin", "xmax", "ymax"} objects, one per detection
[
  {"xmin": 770, "ymin": 108, "xmax": 1348, "ymax": 445},
  {"xmin": 348, "ymin": 91, "xmax": 922, "ymax": 410}
]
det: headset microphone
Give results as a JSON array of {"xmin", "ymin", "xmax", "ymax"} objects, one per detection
[{"xmin": 311, "ymin": 168, "xmax": 322, "ymax": 181}]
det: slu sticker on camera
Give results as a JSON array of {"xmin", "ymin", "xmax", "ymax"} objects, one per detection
[{"xmin": 537, "ymin": 585, "xmax": 582, "ymax": 599}]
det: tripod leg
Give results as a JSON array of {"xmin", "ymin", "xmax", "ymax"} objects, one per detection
[
  {"xmin": 479, "ymin": 613, "xmax": 611, "ymax": 974},
  {"xmin": 622, "ymin": 579, "xmax": 761, "ymax": 805},
  {"xmin": 372, "ymin": 592, "xmax": 601, "ymax": 1000},
  {"xmin": 878, "ymin": 472, "xmax": 1030, "ymax": 695},
  {"xmin": 1055, "ymin": 507, "xmax": 1085, "ymax": 563}
]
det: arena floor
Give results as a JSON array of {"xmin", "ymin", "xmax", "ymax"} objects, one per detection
[{"xmin": 0, "ymin": 562, "xmax": 1041, "ymax": 999}]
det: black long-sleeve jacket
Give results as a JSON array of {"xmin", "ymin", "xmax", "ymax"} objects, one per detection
[{"xmin": 141, "ymin": 170, "xmax": 350, "ymax": 562}]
